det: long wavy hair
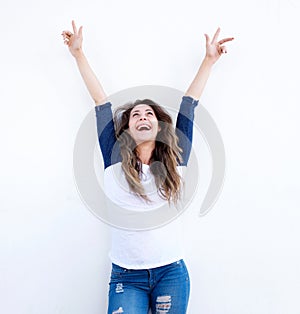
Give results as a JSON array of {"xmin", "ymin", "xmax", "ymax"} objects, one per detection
[{"xmin": 114, "ymin": 99, "xmax": 183, "ymax": 204}]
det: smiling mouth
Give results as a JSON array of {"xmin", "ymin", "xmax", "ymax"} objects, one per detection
[{"xmin": 137, "ymin": 125, "xmax": 151, "ymax": 131}]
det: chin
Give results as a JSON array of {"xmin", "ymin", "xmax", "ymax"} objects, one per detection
[{"xmin": 135, "ymin": 135, "xmax": 156, "ymax": 145}]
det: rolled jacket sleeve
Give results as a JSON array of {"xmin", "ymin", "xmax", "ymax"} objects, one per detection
[
  {"xmin": 95, "ymin": 102, "xmax": 121, "ymax": 169},
  {"xmin": 175, "ymin": 96, "xmax": 199, "ymax": 166}
]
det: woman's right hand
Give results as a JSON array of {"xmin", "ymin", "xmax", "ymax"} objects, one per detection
[{"xmin": 61, "ymin": 20, "xmax": 83, "ymax": 58}]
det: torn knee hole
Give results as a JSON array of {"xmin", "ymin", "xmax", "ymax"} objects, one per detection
[{"xmin": 156, "ymin": 295, "xmax": 171, "ymax": 313}]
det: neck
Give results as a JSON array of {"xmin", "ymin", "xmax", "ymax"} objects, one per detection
[{"xmin": 136, "ymin": 141, "xmax": 155, "ymax": 165}]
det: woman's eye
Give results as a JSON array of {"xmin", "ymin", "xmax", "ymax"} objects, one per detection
[{"xmin": 147, "ymin": 112, "xmax": 153, "ymax": 115}]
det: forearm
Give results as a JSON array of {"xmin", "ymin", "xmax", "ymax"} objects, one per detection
[
  {"xmin": 185, "ymin": 57, "xmax": 214, "ymax": 100},
  {"xmin": 74, "ymin": 50, "xmax": 107, "ymax": 105}
]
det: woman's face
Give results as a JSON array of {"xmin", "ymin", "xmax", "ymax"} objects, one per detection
[{"xmin": 128, "ymin": 104, "xmax": 161, "ymax": 144}]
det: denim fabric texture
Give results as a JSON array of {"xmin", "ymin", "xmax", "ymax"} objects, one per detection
[{"xmin": 107, "ymin": 259, "xmax": 190, "ymax": 313}]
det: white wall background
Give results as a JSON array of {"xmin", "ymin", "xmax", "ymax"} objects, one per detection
[{"xmin": 1, "ymin": 0, "xmax": 299, "ymax": 313}]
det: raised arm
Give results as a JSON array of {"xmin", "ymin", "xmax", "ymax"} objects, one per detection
[
  {"xmin": 62, "ymin": 20, "xmax": 107, "ymax": 106},
  {"xmin": 185, "ymin": 27, "xmax": 234, "ymax": 100}
]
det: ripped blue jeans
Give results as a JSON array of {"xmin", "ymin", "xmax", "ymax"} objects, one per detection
[{"xmin": 107, "ymin": 259, "xmax": 190, "ymax": 314}]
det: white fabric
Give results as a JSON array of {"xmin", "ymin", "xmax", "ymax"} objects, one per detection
[{"xmin": 104, "ymin": 163, "xmax": 185, "ymax": 269}]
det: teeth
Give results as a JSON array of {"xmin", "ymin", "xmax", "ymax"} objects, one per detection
[{"xmin": 137, "ymin": 125, "xmax": 151, "ymax": 130}]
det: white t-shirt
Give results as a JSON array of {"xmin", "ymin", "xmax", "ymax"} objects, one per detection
[
  {"xmin": 104, "ymin": 162, "xmax": 185, "ymax": 269},
  {"xmin": 95, "ymin": 96, "xmax": 198, "ymax": 269}
]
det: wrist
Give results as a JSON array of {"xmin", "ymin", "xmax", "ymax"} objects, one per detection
[
  {"xmin": 202, "ymin": 56, "xmax": 215, "ymax": 67},
  {"xmin": 72, "ymin": 48, "xmax": 84, "ymax": 59}
]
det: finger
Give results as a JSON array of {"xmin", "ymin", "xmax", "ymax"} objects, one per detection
[
  {"xmin": 211, "ymin": 27, "xmax": 221, "ymax": 44},
  {"xmin": 62, "ymin": 32, "xmax": 71, "ymax": 41},
  {"xmin": 204, "ymin": 33, "xmax": 210, "ymax": 45},
  {"xmin": 218, "ymin": 37, "xmax": 234, "ymax": 45},
  {"xmin": 220, "ymin": 46, "xmax": 227, "ymax": 54},
  {"xmin": 78, "ymin": 25, "xmax": 83, "ymax": 37},
  {"xmin": 62, "ymin": 30, "xmax": 72, "ymax": 38},
  {"xmin": 72, "ymin": 20, "xmax": 77, "ymax": 34}
]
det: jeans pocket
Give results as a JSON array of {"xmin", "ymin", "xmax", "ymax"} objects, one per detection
[
  {"xmin": 111, "ymin": 263, "xmax": 131, "ymax": 278},
  {"xmin": 174, "ymin": 260, "xmax": 189, "ymax": 278}
]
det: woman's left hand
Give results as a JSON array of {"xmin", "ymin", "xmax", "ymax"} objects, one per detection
[{"xmin": 204, "ymin": 28, "xmax": 234, "ymax": 64}]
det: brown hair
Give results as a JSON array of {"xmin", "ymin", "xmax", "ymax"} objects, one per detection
[{"xmin": 114, "ymin": 99, "xmax": 183, "ymax": 204}]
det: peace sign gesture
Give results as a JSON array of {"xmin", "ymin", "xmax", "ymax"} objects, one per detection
[
  {"xmin": 204, "ymin": 27, "xmax": 234, "ymax": 64},
  {"xmin": 61, "ymin": 20, "xmax": 83, "ymax": 58}
]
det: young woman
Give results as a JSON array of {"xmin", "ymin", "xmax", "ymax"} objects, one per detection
[{"xmin": 62, "ymin": 20, "xmax": 233, "ymax": 314}]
